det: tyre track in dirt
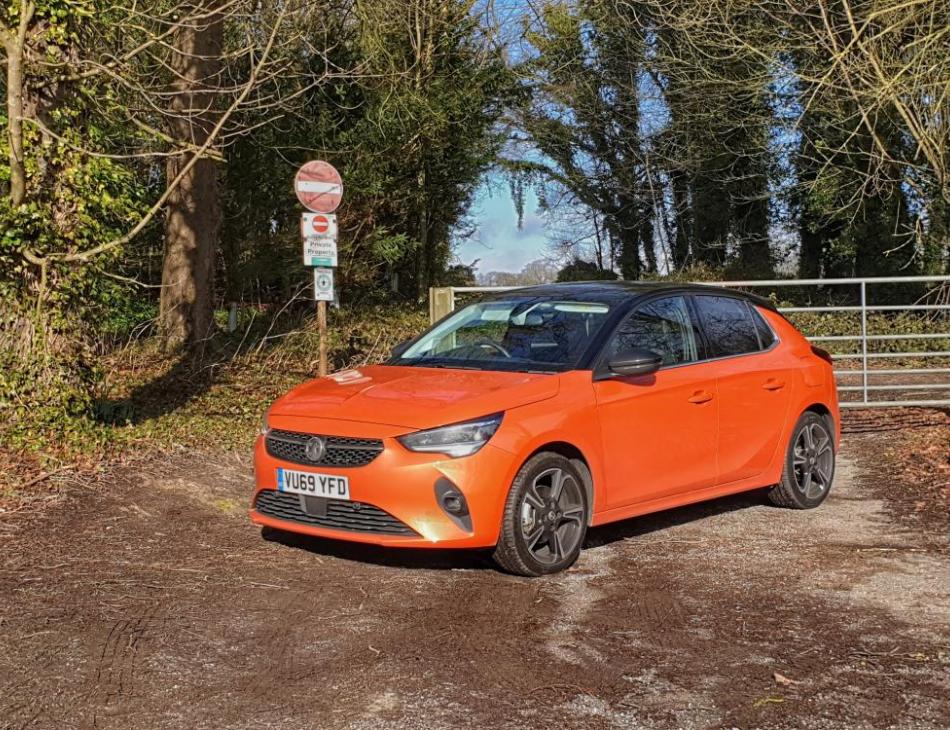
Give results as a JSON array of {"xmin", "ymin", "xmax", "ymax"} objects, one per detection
[{"xmin": 1, "ymin": 437, "xmax": 948, "ymax": 729}]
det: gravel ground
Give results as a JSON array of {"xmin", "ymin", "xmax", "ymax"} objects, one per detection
[{"xmin": 2, "ymin": 430, "xmax": 948, "ymax": 730}]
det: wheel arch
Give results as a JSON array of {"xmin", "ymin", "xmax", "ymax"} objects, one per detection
[
  {"xmin": 803, "ymin": 402, "xmax": 836, "ymax": 437},
  {"xmin": 523, "ymin": 441, "xmax": 596, "ymax": 525},
  {"xmin": 764, "ymin": 398, "xmax": 839, "ymax": 485}
]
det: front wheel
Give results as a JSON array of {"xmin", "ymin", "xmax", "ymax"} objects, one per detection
[
  {"xmin": 493, "ymin": 453, "xmax": 589, "ymax": 576},
  {"xmin": 768, "ymin": 411, "xmax": 836, "ymax": 509}
]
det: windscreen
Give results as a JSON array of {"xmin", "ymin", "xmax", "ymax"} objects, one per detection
[{"xmin": 395, "ymin": 298, "xmax": 611, "ymax": 372}]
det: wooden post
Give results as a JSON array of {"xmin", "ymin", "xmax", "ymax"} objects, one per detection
[
  {"xmin": 318, "ymin": 299, "xmax": 328, "ymax": 377},
  {"xmin": 429, "ymin": 287, "xmax": 456, "ymax": 323}
]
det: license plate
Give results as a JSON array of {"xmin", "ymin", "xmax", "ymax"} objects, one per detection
[{"xmin": 276, "ymin": 468, "xmax": 350, "ymax": 500}]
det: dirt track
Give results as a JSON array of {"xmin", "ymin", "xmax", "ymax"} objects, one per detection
[{"xmin": 2, "ymin": 434, "xmax": 948, "ymax": 730}]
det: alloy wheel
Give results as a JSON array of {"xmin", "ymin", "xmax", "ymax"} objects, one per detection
[
  {"xmin": 519, "ymin": 467, "xmax": 585, "ymax": 565},
  {"xmin": 792, "ymin": 422, "xmax": 834, "ymax": 500}
]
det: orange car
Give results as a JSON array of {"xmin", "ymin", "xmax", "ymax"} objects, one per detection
[{"xmin": 251, "ymin": 282, "xmax": 839, "ymax": 575}]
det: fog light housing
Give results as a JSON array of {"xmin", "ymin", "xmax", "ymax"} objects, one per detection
[
  {"xmin": 435, "ymin": 477, "xmax": 472, "ymax": 531},
  {"xmin": 442, "ymin": 492, "xmax": 466, "ymax": 515}
]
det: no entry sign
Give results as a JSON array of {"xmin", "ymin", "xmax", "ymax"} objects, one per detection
[
  {"xmin": 300, "ymin": 212, "xmax": 338, "ymax": 239},
  {"xmin": 294, "ymin": 160, "xmax": 343, "ymax": 213}
]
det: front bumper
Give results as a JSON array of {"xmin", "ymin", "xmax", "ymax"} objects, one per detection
[{"xmin": 249, "ymin": 429, "xmax": 516, "ymax": 549}]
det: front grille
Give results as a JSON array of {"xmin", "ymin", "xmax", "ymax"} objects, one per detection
[
  {"xmin": 254, "ymin": 490, "xmax": 417, "ymax": 536},
  {"xmin": 265, "ymin": 429, "xmax": 383, "ymax": 468}
]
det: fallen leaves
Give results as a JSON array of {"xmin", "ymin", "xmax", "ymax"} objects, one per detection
[{"xmin": 773, "ymin": 671, "xmax": 801, "ymax": 687}]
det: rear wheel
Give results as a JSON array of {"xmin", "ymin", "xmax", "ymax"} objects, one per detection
[
  {"xmin": 768, "ymin": 411, "xmax": 835, "ymax": 509},
  {"xmin": 493, "ymin": 453, "xmax": 589, "ymax": 577}
]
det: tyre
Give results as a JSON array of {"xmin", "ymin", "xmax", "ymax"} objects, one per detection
[
  {"xmin": 768, "ymin": 411, "xmax": 836, "ymax": 509},
  {"xmin": 493, "ymin": 452, "xmax": 589, "ymax": 576}
]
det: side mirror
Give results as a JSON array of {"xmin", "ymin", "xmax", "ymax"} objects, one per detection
[
  {"xmin": 607, "ymin": 348, "xmax": 663, "ymax": 377},
  {"xmin": 390, "ymin": 339, "xmax": 412, "ymax": 358}
]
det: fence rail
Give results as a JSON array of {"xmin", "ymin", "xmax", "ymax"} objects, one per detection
[{"xmin": 429, "ymin": 275, "xmax": 950, "ymax": 409}]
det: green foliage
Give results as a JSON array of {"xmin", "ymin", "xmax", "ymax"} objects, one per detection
[
  {"xmin": 3, "ymin": 0, "xmax": 511, "ymax": 471},
  {"xmin": 0, "ymin": 300, "xmax": 430, "ymax": 487},
  {"xmin": 440, "ymin": 262, "xmax": 478, "ymax": 288},
  {"xmin": 0, "ymin": 347, "xmax": 103, "ymax": 456},
  {"xmin": 0, "ymin": 25, "xmax": 151, "ymax": 450},
  {"xmin": 219, "ymin": 0, "xmax": 515, "ymax": 303},
  {"xmin": 102, "ymin": 303, "xmax": 428, "ymax": 449},
  {"xmin": 518, "ymin": 1, "xmax": 653, "ymax": 278},
  {"xmin": 783, "ymin": 310, "xmax": 950, "ymax": 358},
  {"xmin": 556, "ymin": 258, "xmax": 619, "ymax": 282}
]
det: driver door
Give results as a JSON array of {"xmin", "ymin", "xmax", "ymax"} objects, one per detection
[{"xmin": 593, "ymin": 295, "xmax": 719, "ymax": 509}]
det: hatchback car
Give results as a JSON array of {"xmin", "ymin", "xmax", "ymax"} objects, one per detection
[{"xmin": 250, "ymin": 282, "xmax": 839, "ymax": 576}]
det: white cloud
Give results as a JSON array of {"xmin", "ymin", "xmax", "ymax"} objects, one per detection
[{"xmin": 456, "ymin": 180, "xmax": 549, "ymax": 273}]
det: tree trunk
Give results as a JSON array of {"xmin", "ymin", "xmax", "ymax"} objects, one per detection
[
  {"xmin": 616, "ymin": 230, "xmax": 641, "ymax": 280},
  {"xmin": 3, "ymin": 2, "xmax": 35, "ymax": 208},
  {"xmin": 691, "ymin": 159, "xmax": 731, "ymax": 268},
  {"xmin": 159, "ymin": 3, "xmax": 224, "ymax": 349},
  {"xmin": 640, "ymin": 204, "xmax": 656, "ymax": 274},
  {"xmin": 414, "ymin": 163, "xmax": 429, "ymax": 300},
  {"xmin": 798, "ymin": 222, "xmax": 823, "ymax": 279},
  {"xmin": 732, "ymin": 187, "xmax": 772, "ymax": 278},
  {"xmin": 669, "ymin": 169, "xmax": 692, "ymax": 270}
]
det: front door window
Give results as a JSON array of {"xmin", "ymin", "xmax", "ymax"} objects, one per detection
[{"xmin": 605, "ymin": 295, "xmax": 701, "ymax": 366}]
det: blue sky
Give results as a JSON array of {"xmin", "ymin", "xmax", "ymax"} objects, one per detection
[{"xmin": 457, "ymin": 179, "xmax": 549, "ymax": 274}]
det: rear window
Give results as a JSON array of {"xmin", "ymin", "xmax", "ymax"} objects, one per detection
[
  {"xmin": 694, "ymin": 295, "xmax": 761, "ymax": 358},
  {"xmin": 749, "ymin": 306, "xmax": 776, "ymax": 349}
]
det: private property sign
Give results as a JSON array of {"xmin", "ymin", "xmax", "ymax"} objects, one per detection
[
  {"xmin": 303, "ymin": 236, "xmax": 338, "ymax": 267},
  {"xmin": 301, "ymin": 212, "xmax": 338, "ymax": 267},
  {"xmin": 294, "ymin": 161, "xmax": 343, "ymax": 213}
]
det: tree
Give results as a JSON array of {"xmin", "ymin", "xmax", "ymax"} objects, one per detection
[
  {"xmin": 514, "ymin": 1, "xmax": 656, "ymax": 280},
  {"xmin": 351, "ymin": 0, "xmax": 513, "ymax": 298},
  {"xmin": 214, "ymin": 0, "xmax": 513, "ymax": 305},
  {"xmin": 159, "ymin": 2, "xmax": 225, "ymax": 348},
  {"xmin": 634, "ymin": 0, "xmax": 949, "ymax": 276},
  {"xmin": 1, "ymin": 1, "xmax": 315, "ymax": 351},
  {"xmin": 478, "ymin": 258, "xmax": 560, "ymax": 286},
  {"xmin": 556, "ymin": 257, "xmax": 618, "ymax": 282}
]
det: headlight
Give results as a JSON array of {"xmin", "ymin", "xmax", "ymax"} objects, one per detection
[
  {"xmin": 398, "ymin": 413, "xmax": 503, "ymax": 458},
  {"xmin": 260, "ymin": 409, "xmax": 271, "ymax": 436}
]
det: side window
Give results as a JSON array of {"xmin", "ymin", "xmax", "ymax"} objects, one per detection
[
  {"xmin": 605, "ymin": 296, "xmax": 700, "ymax": 366},
  {"xmin": 695, "ymin": 295, "xmax": 761, "ymax": 358},
  {"xmin": 749, "ymin": 305, "xmax": 776, "ymax": 349}
]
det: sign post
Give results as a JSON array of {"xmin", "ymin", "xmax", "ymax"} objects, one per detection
[{"xmin": 294, "ymin": 161, "xmax": 343, "ymax": 378}]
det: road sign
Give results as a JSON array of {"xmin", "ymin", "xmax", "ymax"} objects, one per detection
[
  {"xmin": 301, "ymin": 212, "xmax": 337, "ymax": 239},
  {"xmin": 301, "ymin": 212, "xmax": 338, "ymax": 267},
  {"xmin": 303, "ymin": 236, "xmax": 338, "ymax": 267},
  {"xmin": 313, "ymin": 268, "xmax": 334, "ymax": 302},
  {"xmin": 294, "ymin": 160, "xmax": 343, "ymax": 213}
]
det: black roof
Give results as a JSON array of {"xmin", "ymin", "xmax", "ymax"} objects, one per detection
[{"xmin": 483, "ymin": 280, "xmax": 777, "ymax": 311}]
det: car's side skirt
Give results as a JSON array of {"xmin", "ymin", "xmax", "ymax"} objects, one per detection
[{"xmin": 590, "ymin": 475, "xmax": 774, "ymax": 528}]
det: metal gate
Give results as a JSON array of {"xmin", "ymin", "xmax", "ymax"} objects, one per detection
[{"xmin": 428, "ymin": 275, "xmax": 950, "ymax": 409}]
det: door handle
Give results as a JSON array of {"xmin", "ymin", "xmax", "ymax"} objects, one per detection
[
  {"xmin": 763, "ymin": 379, "xmax": 786, "ymax": 391},
  {"xmin": 688, "ymin": 390, "xmax": 714, "ymax": 404}
]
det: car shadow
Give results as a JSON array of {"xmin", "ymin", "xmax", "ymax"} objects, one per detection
[
  {"xmin": 584, "ymin": 488, "xmax": 772, "ymax": 549},
  {"xmin": 261, "ymin": 527, "xmax": 497, "ymax": 571},
  {"xmin": 261, "ymin": 488, "xmax": 773, "ymax": 572}
]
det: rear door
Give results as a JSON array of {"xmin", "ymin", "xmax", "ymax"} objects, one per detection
[
  {"xmin": 692, "ymin": 295, "xmax": 792, "ymax": 485},
  {"xmin": 593, "ymin": 295, "xmax": 719, "ymax": 509}
]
